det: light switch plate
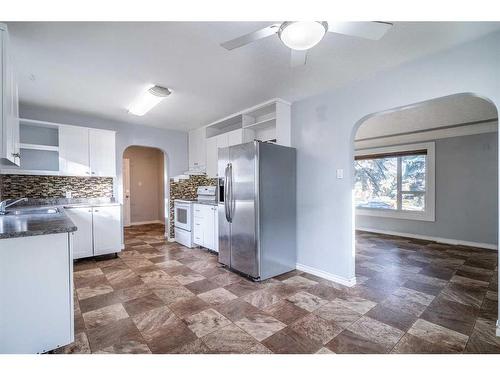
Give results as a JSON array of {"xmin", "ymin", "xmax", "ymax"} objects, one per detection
[{"xmin": 336, "ymin": 169, "xmax": 344, "ymax": 179}]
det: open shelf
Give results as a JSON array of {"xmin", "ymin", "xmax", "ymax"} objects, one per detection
[
  {"xmin": 243, "ymin": 117, "xmax": 276, "ymax": 130},
  {"xmin": 20, "ymin": 143, "xmax": 59, "ymax": 152}
]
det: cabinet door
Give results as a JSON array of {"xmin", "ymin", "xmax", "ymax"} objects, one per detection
[
  {"xmin": 193, "ymin": 204, "xmax": 204, "ymax": 245},
  {"xmin": 93, "ymin": 205, "xmax": 122, "ymax": 256},
  {"xmin": 189, "ymin": 128, "xmax": 206, "ymax": 170},
  {"xmin": 89, "ymin": 129, "xmax": 116, "ymax": 177},
  {"xmin": 203, "ymin": 206, "xmax": 216, "ymax": 250},
  {"xmin": 227, "ymin": 129, "xmax": 242, "ymax": 147},
  {"xmin": 64, "ymin": 207, "xmax": 93, "ymax": 259},
  {"xmin": 59, "ymin": 126, "xmax": 90, "ymax": 176},
  {"xmin": 205, "ymin": 136, "xmax": 218, "ymax": 178}
]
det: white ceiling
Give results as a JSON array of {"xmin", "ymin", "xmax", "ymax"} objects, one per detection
[
  {"xmin": 355, "ymin": 94, "xmax": 498, "ymax": 140},
  {"xmin": 7, "ymin": 22, "xmax": 500, "ymax": 131}
]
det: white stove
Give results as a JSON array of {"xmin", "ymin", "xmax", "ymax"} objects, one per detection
[{"xmin": 174, "ymin": 186, "xmax": 217, "ymax": 248}]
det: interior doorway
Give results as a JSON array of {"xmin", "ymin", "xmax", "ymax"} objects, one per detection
[{"xmin": 122, "ymin": 146, "xmax": 166, "ymax": 227}]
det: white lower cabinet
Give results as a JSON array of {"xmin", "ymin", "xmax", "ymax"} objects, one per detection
[
  {"xmin": 193, "ymin": 204, "xmax": 218, "ymax": 252},
  {"xmin": 0, "ymin": 232, "xmax": 73, "ymax": 353},
  {"xmin": 65, "ymin": 205, "xmax": 122, "ymax": 259},
  {"xmin": 93, "ymin": 205, "xmax": 122, "ymax": 256}
]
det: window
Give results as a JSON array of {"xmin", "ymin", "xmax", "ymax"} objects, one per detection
[{"xmin": 354, "ymin": 142, "xmax": 435, "ymax": 221}]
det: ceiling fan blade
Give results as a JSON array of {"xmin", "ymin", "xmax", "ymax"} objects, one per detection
[
  {"xmin": 220, "ymin": 24, "xmax": 281, "ymax": 50},
  {"xmin": 290, "ymin": 49, "xmax": 308, "ymax": 67},
  {"xmin": 327, "ymin": 21, "xmax": 393, "ymax": 40}
]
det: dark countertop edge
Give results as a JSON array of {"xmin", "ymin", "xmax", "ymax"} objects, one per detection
[{"xmin": 0, "ymin": 225, "xmax": 78, "ymax": 239}]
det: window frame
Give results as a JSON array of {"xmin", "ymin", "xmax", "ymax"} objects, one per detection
[{"xmin": 355, "ymin": 142, "xmax": 435, "ymax": 222}]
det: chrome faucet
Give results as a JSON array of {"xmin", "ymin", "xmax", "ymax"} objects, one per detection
[{"xmin": 0, "ymin": 198, "xmax": 28, "ymax": 215}]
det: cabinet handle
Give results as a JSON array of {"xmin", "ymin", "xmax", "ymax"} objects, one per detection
[
  {"xmin": 11, "ymin": 152, "xmax": 20, "ymax": 158},
  {"xmin": 85, "ymin": 171, "xmax": 90, "ymax": 175},
  {"xmin": 94, "ymin": 209, "xmax": 99, "ymax": 212},
  {"xmin": 91, "ymin": 171, "xmax": 96, "ymax": 175}
]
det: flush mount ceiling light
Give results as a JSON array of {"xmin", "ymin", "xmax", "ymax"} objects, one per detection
[
  {"xmin": 278, "ymin": 21, "xmax": 328, "ymax": 51},
  {"xmin": 128, "ymin": 85, "xmax": 171, "ymax": 116}
]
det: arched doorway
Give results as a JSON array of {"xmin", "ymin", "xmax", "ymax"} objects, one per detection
[
  {"xmin": 122, "ymin": 146, "xmax": 167, "ymax": 229},
  {"xmin": 349, "ymin": 93, "xmax": 498, "ymax": 350}
]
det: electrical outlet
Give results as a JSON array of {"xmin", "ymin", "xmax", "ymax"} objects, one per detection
[
  {"xmin": 65, "ymin": 191, "xmax": 72, "ymax": 199},
  {"xmin": 336, "ymin": 169, "xmax": 344, "ymax": 179}
]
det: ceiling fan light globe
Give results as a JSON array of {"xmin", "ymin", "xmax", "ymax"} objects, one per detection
[{"xmin": 279, "ymin": 21, "xmax": 327, "ymax": 51}]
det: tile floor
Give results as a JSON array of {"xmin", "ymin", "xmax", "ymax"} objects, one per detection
[{"xmin": 54, "ymin": 225, "xmax": 500, "ymax": 354}]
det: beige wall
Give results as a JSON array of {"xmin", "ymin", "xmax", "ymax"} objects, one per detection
[{"xmin": 123, "ymin": 146, "xmax": 165, "ymax": 224}]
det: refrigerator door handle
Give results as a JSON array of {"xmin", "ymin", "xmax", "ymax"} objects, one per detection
[
  {"xmin": 224, "ymin": 163, "xmax": 231, "ymax": 222},
  {"xmin": 229, "ymin": 163, "xmax": 234, "ymax": 222}
]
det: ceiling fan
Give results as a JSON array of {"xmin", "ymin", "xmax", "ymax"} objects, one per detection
[{"xmin": 220, "ymin": 21, "xmax": 393, "ymax": 67}]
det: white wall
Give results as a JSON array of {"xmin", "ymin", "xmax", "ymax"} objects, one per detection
[{"xmin": 291, "ymin": 31, "xmax": 500, "ymax": 288}]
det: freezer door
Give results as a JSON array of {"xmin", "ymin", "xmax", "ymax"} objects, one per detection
[
  {"xmin": 229, "ymin": 142, "xmax": 259, "ymax": 278},
  {"xmin": 218, "ymin": 148, "xmax": 231, "ymax": 267}
]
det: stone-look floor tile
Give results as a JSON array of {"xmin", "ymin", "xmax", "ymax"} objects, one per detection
[
  {"xmin": 201, "ymin": 324, "xmax": 269, "ymax": 354},
  {"xmin": 132, "ymin": 306, "xmax": 179, "ymax": 340},
  {"xmin": 263, "ymin": 300, "xmax": 309, "ymax": 325},
  {"xmin": 440, "ymin": 283, "xmax": 486, "ymax": 309},
  {"xmin": 286, "ymin": 291, "xmax": 328, "ymax": 312},
  {"xmin": 450, "ymin": 275, "xmax": 489, "ymax": 288},
  {"xmin": 79, "ymin": 290, "xmax": 123, "ymax": 313},
  {"xmin": 96, "ymin": 340, "xmax": 152, "ymax": 354},
  {"xmin": 122, "ymin": 293, "xmax": 165, "ymax": 317},
  {"xmin": 152, "ymin": 286, "xmax": 195, "ymax": 305},
  {"xmin": 365, "ymin": 304, "xmax": 417, "ymax": 331},
  {"xmin": 169, "ymin": 339, "xmax": 212, "ymax": 354},
  {"xmin": 343, "ymin": 316, "xmax": 404, "ymax": 352},
  {"xmin": 456, "ymin": 265, "xmax": 494, "ymax": 282},
  {"xmin": 185, "ymin": 279, "xmax": 220, "ymax": 295},
  {"xmin": 282, "ymin": 275, "xmax": 318, "ymax": 288},
  {"xmin": 76, "ymin": 284, "xmax": 114, "ymax": 300},
  {"xmin": 54, "ymin": 332, "xmax": 91, "ymax": 354},
  {"xmin": 115, "ymin": 283, "xmax": 152, "ymax": 303},
  {"xmin": 466, "ymin": 317, "xmax": 500, "ymax": 351},
  {"xmin": 184, "ymin": 308, "xmax": 232, "ymax": 337},
  {"xmin": 418, "ymin": 265, "xmax": 456, "ymax": 280},
  {"xmin": 407, "ymin": 318, "xmax": 469, "ymax": 352},
  {"xmin": 262, "ymin": 327, "xmax": 322, "ymax": 354},
  {"xmin": 168, "ymin": 296, "xmax": 210, "ymax": 318},
  {"xmin": 306, "ymin": 283, "xmax": 344, "ymax": 301},
  {"xmin": 74, "ymin": 268, "xmax": 103, "ymax": 280},
  {"xmin": 420, "ymin": 296, "xmax": 478, "ymax": 335},
  {"xmin": 314, "ymin": 300, "xmax": 362, "ymax": 328},
  {"xmin": 235, "ymin": 313, "xmax": 287, "ymax": 341},
  {"xmin": 224, "ymin": 279, "xmax": 264, "ymax": 297},
  {"xmin": 326, "ymin": 329, "xmax": 388, "ymax": 354},
  {"xmin": 335, "ymin": 296, "xmax": 377, "ymax": 315},
  {"xmin": 215, "ymin": 299, "xmax": 263, "ymax": 322},
  {"xmin": 392, "ymin": 333, "xmax": 455, "ymax": 354},
  {"xmin": 198, "ymin": 287, "xmax": 238, "ymax": 306},
  {"xmin": 147, "ymin": 321, "xmax": 197, "ymax": 353},
  {"xmin": 74, "ymin": 313, "xmax": 86, "ymax": 334},
  {"xmin": 290, "ymin": 314, "xmax": 343, "ymax": 345},
  {"xmin": 316, "ymin": 347, "xmax": 335, "ymax": 354},
  {"xmin": 86, "ymin": 318, "xmax": 145, "ymax": 352},
  {"xmin": 139, "ymin": 269, "xmax": 176, "ymax": 287},
  {"xmin": 73, "ymin": 259, "xmax": 98, "ymax": 272},
  {"xmin": 273, "ymin": 269, "xmax": 303, "ymax": 281},
  {"xmin": 82, "ymin": 303, "xmax": 129, "ymax": 329},
  {"xmin": 381, "ymin": 287, "xmax": 434, "ymax": 317},
  {"xmin": 209, "ymin": 272, "xmax": 242, "ymax": 287},
  {"xmin": 173, "ymin": 272, "xmax": 206, "ymax": 285},
  {"xmin": 243, "ymin": 289, "xmax": 282, "ymax": 310}
]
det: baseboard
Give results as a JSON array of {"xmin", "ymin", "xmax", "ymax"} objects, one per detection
[
  {"xmin": 129, "ymin": 220, "xmax": 164, "ymax": 226},
  {"xmin": 497, "ymin": 321, "xmax": 500, "ymax": 337},
  {"xmin": 296, "ymin": 263, "xmax": 356, "ymax": 287},
  {"xmin": 356, "ymin": 227, "xmax": 498, "ymax": 251}
]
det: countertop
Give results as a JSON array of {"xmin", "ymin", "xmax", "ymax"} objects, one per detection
[{"xmin": 0, "ymin": 199, "xmax": 120, "ymax": 240}]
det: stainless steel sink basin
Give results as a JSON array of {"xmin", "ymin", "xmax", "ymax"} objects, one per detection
[{"xmin": 6, "ymin": 207, "xmax": 60, "ymax": 216}]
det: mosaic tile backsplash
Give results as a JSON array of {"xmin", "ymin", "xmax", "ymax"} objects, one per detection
[
  {"xmin": 169, "ymin": 175, "xmax": 217, "ymax": 237},
  {"xmin": 0, "ymin": 174, "xmax": 114, "ymax": 200}
]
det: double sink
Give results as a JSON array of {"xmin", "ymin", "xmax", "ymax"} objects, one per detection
[{"xmin": 4, "ymin": 207, "xmax": 60, "ymax": 216}]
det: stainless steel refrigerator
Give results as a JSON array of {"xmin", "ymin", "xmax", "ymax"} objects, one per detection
[{"xmin": 218, "ymin": 141, "xmax": 296, "ymax": 280}]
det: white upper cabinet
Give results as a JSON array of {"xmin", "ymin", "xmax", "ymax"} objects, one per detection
[
  {"xmin": 188, "ymin": 127, "xmax": 206, "ymax": 170},
  {"xmin": 59, "ymin": 126, "xmax": 90, "ymax": 176},
  {"xmin": 89, "ymin": 129, "xmax": 116, "ymax": 177},
  {"xmin": 0, "ymin": 24, "xmax": 20, "ymax": 166},
  {"xmin": 205, "ymin": 136, "xmax": 218, "ymax": 178},
  {"xmin": 59, "ymin": 126, "xmax": 116, "ymax": 177}
]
